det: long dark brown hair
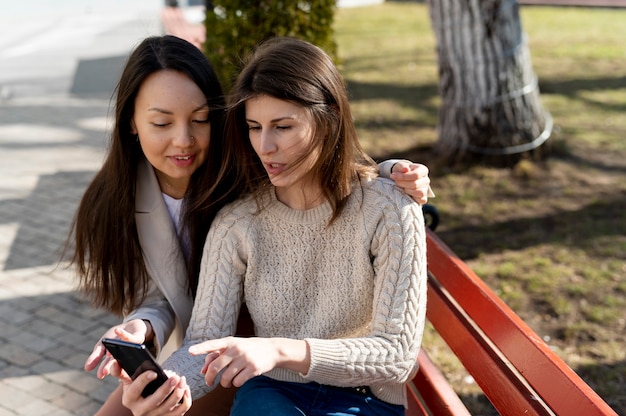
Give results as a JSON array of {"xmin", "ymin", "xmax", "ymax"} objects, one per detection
[
  {"xmin": 222, "ymin": 36, "xmax": 378, "ymax": 224},
  {"xmin": 67, "ymin": 35, "xmax": 239, "ymax": 315}
]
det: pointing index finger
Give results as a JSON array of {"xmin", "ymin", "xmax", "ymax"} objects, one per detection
[{"xmin": 188, "ymin": 339, "xmax": 225, "ymax": 355}]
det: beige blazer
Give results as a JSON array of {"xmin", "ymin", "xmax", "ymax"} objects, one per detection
[{"xmin": 124, "ymin": 158, "xmax": 193, "ymax": 361}]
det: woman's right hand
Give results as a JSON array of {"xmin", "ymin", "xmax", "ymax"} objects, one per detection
[
  {"xmin": 85, "ymin": 319, "xmax": 152, "ymax": 379},
  {"xmin": 121, "ymin": 371, "xmax": 191, "ymax": 416}
]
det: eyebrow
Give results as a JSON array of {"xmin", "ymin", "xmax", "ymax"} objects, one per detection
[
  {"xmin": 246, "ymin": 116, "xmax": 296, "ymax": 124},
  {"xmin": 148, "ymin": 104, "xmax": 209, "ymax": 114}
]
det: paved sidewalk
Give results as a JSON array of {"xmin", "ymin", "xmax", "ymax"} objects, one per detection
[
  {"xmin": 0, "ymin": 95, "xmax": 122, "ymax": 416},
  {"xmin": 0, "ymin": 2, "xmax": 163, "ymax": 415}
]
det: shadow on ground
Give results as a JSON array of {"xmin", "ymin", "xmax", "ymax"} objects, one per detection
[{"xmin": 0, "ymin": 170, "xmax": 96, "ymax": 270}]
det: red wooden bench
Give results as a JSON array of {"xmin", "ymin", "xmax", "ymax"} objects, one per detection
[{"xmin": 405, "ymin": 229, "xmax": 618, "ymax": 415}]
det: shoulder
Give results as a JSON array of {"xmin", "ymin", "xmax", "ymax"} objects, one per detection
[
  {"xmin": 362, "ymin": 177, "xmax": 413, "ymax": 206},
  {"xmin": 359, "ymin": 177, "xmax": 424, "ymax": 224},
  {"xmin": 214, "ymin": 193, "xmax": 257, "ymax": 225},
  {"xmin": 203, "ymin": 194, "xmax": 257, "ymax": 254}
]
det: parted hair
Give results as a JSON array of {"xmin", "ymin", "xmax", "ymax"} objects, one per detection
[
  {"xmin": 67, "ymin": 35, "xmax": 238, "ymax": 315},
  {"xmin": 223, "ymin": 36, "xmax": 378, "ymax": 224}
]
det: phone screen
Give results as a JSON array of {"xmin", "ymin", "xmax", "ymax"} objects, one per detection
[{"xmin": 102, "ymin": 338, "xmax": 169, "ymax": 397}]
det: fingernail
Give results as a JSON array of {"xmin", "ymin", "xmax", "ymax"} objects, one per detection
[{"xmin": 147, "ymin": 371, "xmax": 157, "ymax": 380}]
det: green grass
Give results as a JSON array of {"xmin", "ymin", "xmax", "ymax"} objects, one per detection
[{"xmin": 335, "ymin": 2, "xmax": 626, "ymax": 414}]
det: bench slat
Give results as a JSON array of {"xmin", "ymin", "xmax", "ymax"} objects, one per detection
[
  {"xmin": 409, "ymin": 350, "xmax": 471, "ymax": 416},
  {"xmin": 425, "ymin": 230, "xmax": 617, "ymax": 416},
  {"xmin": 427, "ymin": 274, "xmax": 554, "ymax": 415},
  {"xmin": 406, "ymin": 383, "xmax": 430, "ymax": 416}
]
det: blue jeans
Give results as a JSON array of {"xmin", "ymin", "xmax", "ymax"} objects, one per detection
[{"xmin": 230, "ymin": 376, "xmax": 405, "ymax": 416}]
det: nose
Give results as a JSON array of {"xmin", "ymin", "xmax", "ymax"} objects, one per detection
[
  {"xmin": 172, "ymin": 124, "xmax": 194, "ymax": 148},
  {"xmin": 258, "ymin": 130, "xmax": 277, "ymax": 155}
]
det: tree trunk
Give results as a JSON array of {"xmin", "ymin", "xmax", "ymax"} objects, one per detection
[{"xmin": 427, "ymin": 0, "xmax": 552, "ymax": 165}]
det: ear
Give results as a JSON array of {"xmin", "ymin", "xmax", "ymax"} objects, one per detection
[{"xmin": 130, "ymin": 120, "xmax": 137, "ymax": 135}]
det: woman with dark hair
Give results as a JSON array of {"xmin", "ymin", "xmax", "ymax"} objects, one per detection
[
  {"xmin": 70, "ymin": 35, "xmax": 431, "ymax": 416},
  {"xmin": 69, "ymin": 35, "xmax": 239, "ymax": 416},
  {"xmin": 131, "ymin": 36, "xmax": 427, "ymax": 416}
]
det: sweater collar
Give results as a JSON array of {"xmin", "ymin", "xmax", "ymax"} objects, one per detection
[{"xmin": 264, "ymin": 187, "xmax": 333, "ymax": 224}]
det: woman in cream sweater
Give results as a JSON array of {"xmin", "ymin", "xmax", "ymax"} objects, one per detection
[{"xmin": 126, "ymin": 36, "xmax": 429, "ymax": 416}]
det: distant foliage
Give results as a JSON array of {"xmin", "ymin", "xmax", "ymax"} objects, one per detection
[{"xmin": 204, "ymin": 0, "xmax": 338, "ymax": 91}]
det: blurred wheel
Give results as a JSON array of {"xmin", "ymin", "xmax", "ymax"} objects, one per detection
[{"xmin": 422, "ymin": 204, "xmax": 439, "ymax": 231}]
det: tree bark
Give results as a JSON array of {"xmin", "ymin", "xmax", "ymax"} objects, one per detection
[{"xmin": 427, "ymin": 0, "xmax": 552, "ymax": 164}]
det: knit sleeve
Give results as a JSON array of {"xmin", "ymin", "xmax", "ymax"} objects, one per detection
[
  {"xmin": 303, "ymin": 185, "xmax": 428, "ymax": 388},
  {"xmin": 160, "ymin": 203, "xmax": 249, "ymax": 399}
]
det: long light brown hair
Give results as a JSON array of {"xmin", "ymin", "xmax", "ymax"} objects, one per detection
[{"xmin": 222, "ymin": 36, "xmax": 378, "ymax": 224}]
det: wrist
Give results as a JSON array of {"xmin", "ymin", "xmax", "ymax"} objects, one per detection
[
  {"xmin": 273, "ymin": 338, "xmax": 310, "ymax": 375},
  {"xmin": 141, "ymin": 319, "xmax": 154, "ymax": 343}
]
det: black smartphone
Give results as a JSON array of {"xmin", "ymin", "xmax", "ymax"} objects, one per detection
[{"xmin": 102, "ymin": 338, "xmax": 169, "ymax": 398}]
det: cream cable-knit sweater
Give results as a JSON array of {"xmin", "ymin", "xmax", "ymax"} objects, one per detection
[{"xmin": 162, "ymin": 177, "xmax": 428, "ymax": 407}]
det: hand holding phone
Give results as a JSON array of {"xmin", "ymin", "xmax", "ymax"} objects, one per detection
[{"xmin": 102, "ymin": 338, "xmax": 169, "ymax": 397}]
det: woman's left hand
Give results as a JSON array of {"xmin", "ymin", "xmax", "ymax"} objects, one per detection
[
  {"xmin": 390, "ymin": 161, "xmax": 434, "ymax": 205},
  {"xmin": 87, "ymin": 319, "xmax": 152, "ymax": 380},
  {"xmin": 121, "ymin": 371, "xmax": 191, "ymax": 416}
]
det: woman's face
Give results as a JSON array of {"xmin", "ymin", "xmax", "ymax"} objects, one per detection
[
  {"xmin": 132, "ymin": 69, "xmax": 210, "ymax": 199},
  {"xmin": 245, "ymin": 94, "xmax": 322, "ymax": 209}
]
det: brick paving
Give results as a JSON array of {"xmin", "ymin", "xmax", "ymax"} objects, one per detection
[
  {"xmin": 0, "ymin": 96, "xmax": 122, "ymax": 415},
  {"xmin": 0, "ymin": 2, "xmax": 162, "ymax": 414}
]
